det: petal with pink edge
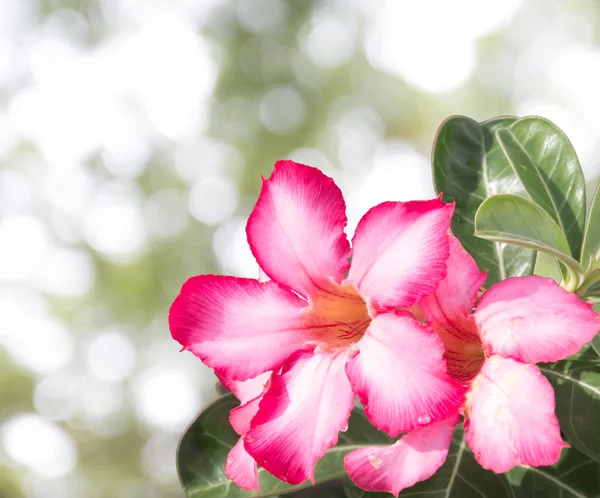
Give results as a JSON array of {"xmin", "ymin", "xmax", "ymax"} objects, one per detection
[
  {"xmin": 169, "ymin": 276, "xmax": 310, "ymax": 380},
  {"xmin": 421, "ymin": 235, "xmax": 486, "ymax": 332},
  {"xmin": 474, "ymin": 275, "xmax": 600, "ymax": 363},
  {"xmin": 217, "ymin": 372, "xmax": 272, "ymax": 405},
  {"xmin": 230, "ymin": 393, "xmax": 264, "ymax": 436},
  {"xmin": 464, "ymin": 355, "xmax": 568, "ymax": 473},
  {"xmin": 246, "ymin": 161, "xmax": 350, "ymax": 299},
  {"xmin": 346, "ymin": 313, "xmax": 465, "ymax": 436},
  {"xmin": 344, "ymin": 413, "xmax": 459, "ymax": 496},
  {"xmin": 225, "ymin": 438, "xmax": 259, "ymax": 492},
  {"xmin": 347, "ymin": 198, "xmax": 453, "ymax": 311},
  {"xmin": 244, "ymin": 349, "xmax": 354, "ymax": 485},
  {"xmin": 420, "ymin": 235, "xmax": 487, "ymax": 381}
]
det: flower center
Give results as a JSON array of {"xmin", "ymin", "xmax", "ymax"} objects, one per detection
[
  {"xmin": 436, "ymin": 317, "xmax": 486, "ymax": 383},
  {"xmin": 305, "ymin": 282, "xmax": 371, "ymax": 350}
]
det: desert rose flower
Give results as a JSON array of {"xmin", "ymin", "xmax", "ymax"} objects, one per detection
[
  {"xmin": 169, "ymin": 161, "xmax": 466, "ymax": 489},
  {"xmin": 345, "ymin": 236, "xmax": 600, "ymax": 496}
]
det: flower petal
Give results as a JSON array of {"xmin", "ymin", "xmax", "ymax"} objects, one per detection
[
  {"xmin": 230, "ymin": 393, "xmax": 263, "ymax": 436},
  {"xmin": 464, "ymin": 355, "xmax": 568, "ymax": 473},
  {"xmin": 169, "ymin": 275, "xmax": 310, "ymax": 380},
  {"xmin": 474, "ymin": 276, "xmax": 600, "ymax": 363},
  {"xmin": 346, "ymin": 313, "xmax": 465, "ymax": 436},
  {"xmin": 347, "ymin": 198, "xmax": 453, "ymax": 311},
  {"xmin": 244, "ymin": 349, "xmax": 354, "ymax": 485},
  {"xmin": 246, "ymin": 161, "xmax": 350, "ymax": 298},
  {"xmin": 344, "ymin": 414, "xmax": 459, "ymax": 496},
  {"xmin": 217, "ymin": 372, "xmax": 272, "ymax": 405},
  {"xmin": 225, "ymin": 438, "xmax": 259, "ymax": 492},
  {"xmin": 421, "ymin": 235, "xmax": 487, "ymax": 381}
]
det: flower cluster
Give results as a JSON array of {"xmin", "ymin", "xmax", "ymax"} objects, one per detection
[{"xmin": 169, "ymin": 161, "xmax": 599, "ymax": 494}]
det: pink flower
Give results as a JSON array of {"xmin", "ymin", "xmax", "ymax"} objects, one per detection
[
  {"xmin": 345, "ymin": 236, "xmax": 600, "ymax": 496},
  {"xmin": 169, "ymin": 161, "xmax": 466, "ymax": 489}
]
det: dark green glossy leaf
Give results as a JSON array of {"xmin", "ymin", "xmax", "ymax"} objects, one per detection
[
  {"xmin": 540, "ymin": 346, "xmax": 600, "ymax": 462},
  {"xmin": 581, "ymin": 181, "xmax": 600, "ymax": 271},
  {"xmin": 496, "ymin": 117, "xmax": 586, "ymax": 259},
  {"xmin": 474, "ymin": 194, "xmax": 584, "ymax": 287},
  {"xmin": 432, "ymin": 115, "xmax": 535, "ymax": 287},
  {"xmin": 177, "ymin": 394, "xmax": 391, "ymax": 497},
  {"xmin": 508, "ymin": 446, "xmax": 600, "ymax": 497}
]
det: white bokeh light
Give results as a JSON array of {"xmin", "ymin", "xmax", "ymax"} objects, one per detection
[
  {"xmin": 304, "ymin": 16, "xmax": 357, "ymax": 69},
  {"xmin": 2, "ymin": 414, "xmax": 77, "ymax": 478},
  {"xmin": 87, "ymin": 329, "xmax": 136, "ymax": 382},
  {"xmin": 84, "ymin": 182, "xmax": 148, "ymax": 263},
  {"xmin": 0, "ymin": 214, "xmax": 50, "ymax": 282},
  {"xmin": 364, "ymin": 0, "xmax": 522, "ymax": 93},
  {"xmin": 346, "ymin": 141, "xmax": 436, "ymax": 236},
  {"xmin": 79, "ymin": 378, "xmax": 126, "ymax": 418},
  {"xmin": 236, "ymin": 0, "xmax": 286, "ymax": 34},
  {"xmin": 33, "ymin": 375, "xmax": 79, "ymax": 422},
  {"xmin": 35, "ymin": 247, "xmax": 96, "ymax": 297},
  {"xmin": 134, "ymin": 366, "xmax": 201, "ymax": 430},
  {"xmin": 4, "ymin": 310, "xmax": 74, "ymax": 375},
  {"xmin": 115, "ymin": 13, "xmax": 216, "ymax": 140},
  {"xmin": 259, "ymin": 86, "xmax": 307, "ymax": 134},
  {"xmin": 145, "ymin": 188, "xmax": 189, "ymax": 240},
  {"xmin": 188, "ymin": 177, "xmax": 239, "ymax": 226},
  {"xmin": 140, "ymin": 432, "xmax": 179, "ymax": 484},
  {"xmin": 212, "ymin": 216, "xmax": 257, "ymax": 277}
]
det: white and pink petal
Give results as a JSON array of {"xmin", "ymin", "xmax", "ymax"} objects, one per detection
[
  {"xmin": 464, "ymin": 355, "xmax": 568, "ymax": 473},
  {"xmin": 346, "ymin": 312, "xmax": 466, "ymax": 436},
  {"xmin": 475, "ymin": 276, "xmax": 600, "ymax": 363},
  {"xmin": 246, "ymin": 161, "xmax": 351, "ymax": 299},
  {"xmin": 344, "ymin": 414, "xmax": 459, "ymax": 496},
  {"xmin": 347, "ymin": 198, "xmax": 453, "ymax": 312},
  {"xmin": 225, "ymin": 438, "xmax": 259, "ymax": 492},
  {"xmin": 169, "ymin": 275, "xmax": 310, "ymax": 380},
  {"xmin": 244, "ymin": 349, "xmax": 355, "ymax": 485}
]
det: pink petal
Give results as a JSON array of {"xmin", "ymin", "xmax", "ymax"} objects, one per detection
[
  {"xmin": 344, "ymin": 414, "xmax": 459, "ymax": 496},
  {"xmin": 246, "ymin": 161, "xmax": 350, "ymax": 299},
  {"xmin": 230, "ymin": 394, "xmax": 263, "ymax": 436},
  {"xmin": 244, "ymin": 349, "xmax": 354, "ymax": 485},
  {"xmin": 217, "ymin": 372, "xmax": 272, "ymax": 405},
  {"xmin": 464, "ymin": 355, "xmax": 568, "ymax": 473},
  {"xmin": 225, "ymin": 438, "xmax": 259, "ymax": 492},
  {"xmin": 474, "ymin": 276, "xmax": 600, "ymax": 363},
  {"xmin": 420, "ymin": 236, "xmax": 487, "ymax": 382},
  {"xmin": 169, "ymin": 275, "xmax": 310, "ymax": 380},
  {"xmin": 347, "ymin": 198, "xmax": 453, "ymax": 311},
  {"xmin": 219, "ymin": 372, "xmax": 272, "ymax": 436},
  {"xmin": 346, "ymin": 313, "xmax": 465, "ymax": 436}
]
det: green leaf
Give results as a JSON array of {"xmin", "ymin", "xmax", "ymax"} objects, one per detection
[
  {"xmin": 592, "ymin": 334, "xmax": 600, "ymax": 357},
  {"xmin": 215, "ymin": 382, "xmax": 229, "ymax": 397},
  {"xmin": 581, "ymin": 181, "xmax": 600, "ymax": 271},
  {"xmin": 343, "ymin": 427, "xmax": 514, "ymax": 497},
  {"xmin": 508, "ymin": 446, "xmax": 600, "ymax": 497},
  {"xmin": 177, "ymin": 394, "xmax": 391, "ymax": 497},
  {"xmin": 432, "ymin": 115, "xmax": 535, "ymax": 287},
  {"xmin": 495, "ymin": 117, "xmax": 586, "ymax": 259},
  {"xmin": 540, "ymin": 346, "xmax": 600, "ymax": 462},
  {"xmin": 474, "ymin": 194, "xmax": 584, "ymax": 287}
]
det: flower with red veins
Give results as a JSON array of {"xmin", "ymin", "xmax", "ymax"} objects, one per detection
[
  {"xmin": 345, "ymin": 236, "xmax": 600, "ymax": 496},
  {"xmin": 169, "ymin": 160, "xmax": 465, "ymax": 487}
]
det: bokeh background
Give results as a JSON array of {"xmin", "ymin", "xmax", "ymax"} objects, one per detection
[{"xmin": 1, "ymin": 0, "xmax": 600, "ymax": 496}]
